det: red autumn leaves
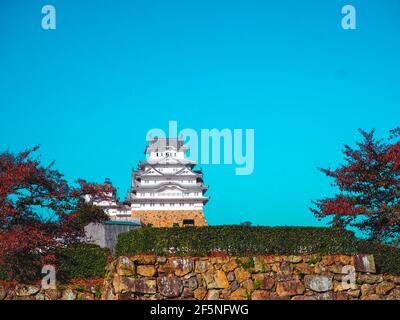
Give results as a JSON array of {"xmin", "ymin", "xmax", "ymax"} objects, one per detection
[
  {"xmin": 312, "ymin": 128, "xmax": 400, "ymax": 242},
  {"xmin": 0, "ymin": 146, "xmax": 114, "ymax": 263}
]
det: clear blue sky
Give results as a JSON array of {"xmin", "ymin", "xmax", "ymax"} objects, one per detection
[{"xmin": 1, "ymin": 0, "xmax": 399, "ymax": 226}]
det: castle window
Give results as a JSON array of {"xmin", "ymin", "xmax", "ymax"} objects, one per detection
[{"xmin": 183, "ymin": 219, "xmax": 195, "ymax": 226}]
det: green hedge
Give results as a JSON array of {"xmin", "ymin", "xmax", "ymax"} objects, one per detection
[
  {"xmin": 357, "ymin": 240, "xmax": 400, "ymax": 275},
  {"xmin": 56, "ymin": 244, "xmax": 110, "ymax": 283},
  {"xmin": 0, "ymin": 251, "xmax": 42, "ymax": 283},
  {"xmin": 115, "ymin": 226, "xmax": 359, "ymax": 257},
  {"xmin": 0, "ymin": 244, "xmax": 110, "ymax": 283}
]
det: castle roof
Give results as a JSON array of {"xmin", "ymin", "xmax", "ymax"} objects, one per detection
[
  {"xmin": 138, "ymin": 157, "xmax": 196, "ymax": 168},
  {"xmin": 130, "ymin": 181, "xmax": 208, "ymax": 192},
  {"xmin": 145, "ymin": 137, "xmax": 188, "ymax": 154}
]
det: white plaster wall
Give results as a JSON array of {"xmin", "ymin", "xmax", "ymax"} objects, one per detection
[
  {"xmin": 131, "ymin": 202, "xmax": 204, "ymax": 211},
  {"xmin": 149, "ymin": 150, "xmax": 185, "ymax": 161}
]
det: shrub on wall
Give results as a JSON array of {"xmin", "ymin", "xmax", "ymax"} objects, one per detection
[
  {"xmin": 0, "ymin": 252, "xmax": 42, "ymax": 283},
  {"xmin": 0, "ymin": 244, "xmax": 110, "ymax": 283},
  {"xmin": 56, "ymin": 244, "xmax": 110, "ymax": 283},
  {"xmin": 115, "ymin": 225, "xmax": 359, "ymax": 257}
]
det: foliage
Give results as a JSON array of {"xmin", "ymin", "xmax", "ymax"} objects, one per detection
[
  {"xmin": 236, "ymin": 257, "xmax": 255, "ymax": 270},
  {"xmin": 72, "ymin": 203, "xmax": 109, "ymax": 228},
  {"xmin": 253, "ymin": 279, "xmax": 261, "ymax": 290},
  {"xmin": 0, "ymin": 146, "xmax": 116, "ymax": 265},
  {"xmin": 94, "ymin": 284, "xmax": 102, "ymax": 299},
  {"xmin": 0, "ymin": 146, "xmax": 78, "ymax": 264},
  {"xmin": 0, "ymin": 244, "xmax": 110, "ymax": 283},
  {"xmin": 55, "ymin": 244, "xmax": 110, "ymax": 283},
  {"xmin": 306, "ymin": 254, "xmax": 321, "ymax": 265},
  {"xmin": 115, "ymin": 225, "xmax": 359, "ymax": 257},
  {"xmin": 0, "ymin": 251, "xmax": 42, "ymax": 283},
  {"xmin": 311, "ymin": 128, "xmax": 400, "ymax": 242},
  {"xmin": 71, "ymin": 178, "xmax": 116, "ymax": 201}
]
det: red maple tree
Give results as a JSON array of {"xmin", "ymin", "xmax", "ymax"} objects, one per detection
[
  {"xmin": 0, "ymin": 146, "xmax": 114, "ymax": 265},
  {"xmin": 311, "ymin": 128, "xmax": 400, "ymax": 242}
]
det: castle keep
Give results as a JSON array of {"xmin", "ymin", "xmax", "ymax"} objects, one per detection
[{"xmin": 126, "ymin": 138, "xmax": 209, "ymax": 227}]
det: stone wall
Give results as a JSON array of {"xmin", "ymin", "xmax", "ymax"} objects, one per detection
[
  {"xmin": 103, "ymin": 254, "xmax": 400, "ymax": 300},
  {"xmin": 0, "ymin": 279, "xmax": 103, "ymax": 300},
  {"xmin": 131, "ymin": 210, "xmax": 207, "ymax": 227},
  {"xmin": 2, "ymin": 254, "xmax": 400, "ymax": 300}
]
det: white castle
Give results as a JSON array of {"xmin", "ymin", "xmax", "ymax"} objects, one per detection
[{"xmin": 87, "ymin": 138, "xmax": 209, "ymax": 227}]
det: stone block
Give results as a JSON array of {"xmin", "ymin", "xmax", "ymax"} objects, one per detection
[
  {"xmin": 170, "ymin": 258, "xmax": 194, "ymax": 276},
  {"xmin": 304, "ymin": 275, "xmax": 333, "ymax": 292},
  {"xmin": 116, "ymin": 256, "xmax": 135, "ymax": 276},
  {"xmin": 354, "ymin": 254, "xmax": 376, "ymax": 273},
  {"xmin": 234, "ymin": 268, "xmax": 250, "ymax": 283},
  {"xmin": 15, "ymin": 285, "xmax": 40, "ymax": 297},
  {"xmin": 205, "ymin": 289, "xmax": 220, "ymax": 300},
  {"xmin": 204, "ymin": 270, "xmax": 229, "ymax": 289},
  {"xmin": 157, "ymin": 275, "xmax": 183, "ymax": 298},
  {"xmin": 375, "ymin": 282, "xmax": 395, "ymax": 295},
  {"xmin": 276, "ymin": 280, "xmax": 305, "ymax": 297},
  {"xmin": 194, "ymin": 287, "xmax": 207, "ymax": 300},
  {"xmin": 137, "ymin": 265, "xmax": 157, "ymax": 277},
  {"xmin": 229, "ymin": 288, "xmax": 247, "ymax": 300}
]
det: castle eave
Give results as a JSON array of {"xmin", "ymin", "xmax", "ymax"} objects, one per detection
[{"xmin": 128, "ymin": 197, "xmax": 209, "ymax": 203}]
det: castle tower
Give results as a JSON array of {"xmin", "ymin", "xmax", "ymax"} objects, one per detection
[
  {"xmin": 84, "ymin": 178, "xmax": 132, "ymax": 221},
  {"xmin": 126, "ymin": 137, "xmax": 209, "ymax": 227}
]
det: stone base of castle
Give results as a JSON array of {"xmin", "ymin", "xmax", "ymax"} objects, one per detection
[{"xmin": 131, "ymin": 210, "xmax": 207, "ymax": 227}]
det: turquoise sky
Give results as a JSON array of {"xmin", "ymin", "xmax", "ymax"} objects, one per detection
[{"xmin": 1, "ymin": 0, "xmax": 399, "ymax": 226}]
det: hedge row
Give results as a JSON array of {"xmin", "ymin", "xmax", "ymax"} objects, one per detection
[
  {"xmin": 115, "ymin": 226, "xmax": 400, "ymax": 275},
  {"xmin": 115, "ymin": 226, "xmax": 360, "ymax": 257},
  {"xmin": 0, "ymin": 251, "xmax": 43, "ymax": 283},
  {"xmin": 55, "ymin": 244, "xmax": 110, "ymax": 283},
  {"xmin": 0, "ymin": 244, "xmax": 110, "ymax": 283}
]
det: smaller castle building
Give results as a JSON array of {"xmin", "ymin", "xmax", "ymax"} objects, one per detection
[{"xmin": 84, "ymin": 179, "xmax": 132, "ymax": 221}]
